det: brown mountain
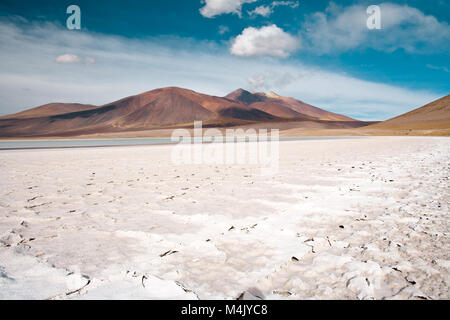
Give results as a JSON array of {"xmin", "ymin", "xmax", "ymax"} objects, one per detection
[
  {"xmin": 365, "ymin": 95, "xmax": 450, "ymax": 130},
  {"xmin": 0, "ymin": 87, "xmax": 359, "ymax": 138},
  {"xmin": 0, "ymin": 103, "xmax": 98, "ymax": 119},
  {"xmin": 225, "ymin": 89, "xmax": 355, "ymax": 121}
]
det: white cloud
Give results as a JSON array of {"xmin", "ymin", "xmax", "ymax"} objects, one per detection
[
  {"xmin": 200, "ymin": 0, "xmax": 257, "ymax": 18},
  {"xmin": 230, "ymin": 24, "xmax": 300, "ymax": 58},
  {"xmin": 55, "ymin": 54, "xmax": 81, "ymax": 64},
  {"xmin": 55, "ymin": 54, "xmax": 95, "ymax": 64},
  {"xmin": 205, "ymin": 2, "xmax": 449, "ymax": 55},
  {"xmin": 248, "ymin": 1, "xmax": 299, "ymax": 17},
  {"xmin": 0, "ymin": 19, "xmax": 442, "ymax": 121},
  {"xmin": 301, "ymin": 2, "xmax": 450, "ymax": 54},
  {"xmin": 248, "ymin": 5, "xmax": 272, "ymax": 17},
  {"xmin": 271, "ymin": 1, "xmax": 299, "ymax": 9}
]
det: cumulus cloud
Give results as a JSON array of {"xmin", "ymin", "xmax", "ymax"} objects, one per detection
[
  {"xmin": 248, "ymin": 5, "xmax": 272, "ymax": 17},
  {"xmin": 230, "ymin": 2, "xmax": 449, "ymax": 55},
  {"xmin": 55, "ymin": 54, "xmax": 81, "ymax": 64},
  {"xmin": 248, "ymin": 1, "xmax": 299, "ymax": 17},
  {"xmin": 301, "ymin": 2, "xmax": 450, "ymax": 54},
  {"xmin": 0, "ymin": 19, "xmax": 442, "ymax": 121},
  {"xmin": 230, "ymin": 24, "xmax": 300, "ymax": 58},
  {"xmin": 200, "ymin": 0, "xmax": 257, "ymax": 18}
]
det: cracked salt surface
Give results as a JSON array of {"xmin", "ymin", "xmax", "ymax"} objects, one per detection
[{"xmin": 0, "ymin": 137, "xmax": 448, "ymax": 299}]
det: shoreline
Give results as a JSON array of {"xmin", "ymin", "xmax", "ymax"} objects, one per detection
[{"xmin": 0, "ymin": 136, "xmax": 365, "ymax": 151}]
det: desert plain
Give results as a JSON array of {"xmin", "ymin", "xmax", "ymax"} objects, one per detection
[{"xmin": 0, "ymin": 136, "xmax": 448, "ymax": 299}]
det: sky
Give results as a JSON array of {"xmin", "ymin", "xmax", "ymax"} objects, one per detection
[{"xmin": 0, "ymin": 0, "xmax": 449, "ymax": 120}]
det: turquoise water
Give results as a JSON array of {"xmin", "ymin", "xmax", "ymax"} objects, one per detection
[{"xmin": 0, "ymin": 137, "xmax": 359, "ymax": 150}]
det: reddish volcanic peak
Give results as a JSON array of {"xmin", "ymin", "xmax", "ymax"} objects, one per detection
[
  {"xmin": 0, "ymin": 86, "xmax": 360, "ymax": 137},
  {"xmin": 224, "ymin": 89, "xmax": 354, "ymax": 121},
  {"xmin": 225, "ymin": 89, "xmax": 267, "ymax": 104}
]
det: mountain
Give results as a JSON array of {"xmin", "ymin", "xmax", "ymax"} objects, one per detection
[
  {"xmin": 225, "ymin": 89, "xmax": 355, "ymax": 121},
  {"xmin": 224, "ymin": 88, "xmax": 267, "ymax": 104},
  {"xmin": 366, "ymin": 95, "xmax": 450, "ymax": 130},
  {"xmin": 0, "ymin": 103, "xmax": 98, "ymax": 119},
  {"xmin": 0, "ymin": 87, "xmax": 359, "ymax": 138}
]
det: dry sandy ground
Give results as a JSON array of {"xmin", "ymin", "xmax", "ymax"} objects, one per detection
[
  {"xmin": 279, "ymin": 127, "xmax": 450, "ymax": 137},
  {"xmin": 0, "ymin": 137, "xmax": 449, "ymax": 300},
  {"xmin": 2, "ymin": 126, "xmax": 447, "ymax": 142}
]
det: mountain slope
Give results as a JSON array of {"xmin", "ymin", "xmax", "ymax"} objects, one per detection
[
  {"xmin": 225, "ymin": 89, "xmax": 355, "ymax": 121},
  {"xmin": 0, "ymin": 87, "xmax": 359, "ymax": 137},
  {"xmin": 0, "ymin": 103, "xmax": 98, "ymax": 119},
  {"xmin": 225, "ymin": 88, "xmax": 267, "ymax": 104},
  {"xmin": 366, "ymin": 95, "xmax": 450, "ymax": 130}
]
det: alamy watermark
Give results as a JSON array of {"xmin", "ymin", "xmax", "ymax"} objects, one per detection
[
  {"xmin": 66, "ymin": 5, "xmax": 81, "ymax": 30},
  {"xmin": 170, "ymin": 121, "xmax": 280, "ymax": 175},
  {"xmin": 66, "ymin": 4, "xmax": 381, "ymax": 31},
  {"xmin": 367, "ymin": 5, "xmax": 381, "ymax": 30}
]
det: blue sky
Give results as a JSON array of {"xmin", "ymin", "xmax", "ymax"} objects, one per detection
[{"xmin": 0, "ymin": 0, "xmax": 449, "ymax": 120}]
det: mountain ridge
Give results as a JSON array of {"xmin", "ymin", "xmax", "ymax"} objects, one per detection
[{"xmin": 0, "ymin": 86, "xmax": 360, "ymax": 137}]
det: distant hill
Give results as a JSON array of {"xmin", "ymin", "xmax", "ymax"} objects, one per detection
[
  {"xmin": 366, "ymin": 95, "xmax": 450, "ymax": 130},
  {"xmin": 0, "ymin": 103, "xmax": 98, "ymax": 119},
  {"xmin": 0, "ymin": 87, "xmax": 361, "ymax": 138}
]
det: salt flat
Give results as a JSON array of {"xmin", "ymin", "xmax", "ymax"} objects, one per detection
[{"xmin": 0, "ymin": 137, "xmax": 449, "ymax": 300}]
